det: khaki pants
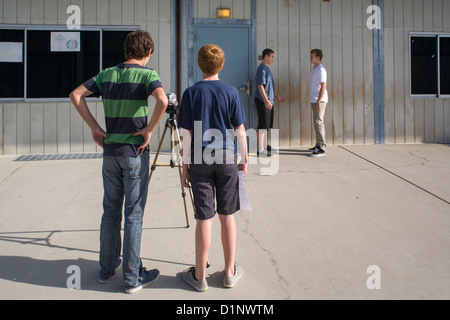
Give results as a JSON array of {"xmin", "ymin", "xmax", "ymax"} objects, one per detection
[{"xmin": 311, "ymin": 102, "xmax": 327, "ymax": 148}]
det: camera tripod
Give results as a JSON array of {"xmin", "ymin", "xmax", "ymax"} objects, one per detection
[{"xmin": 148, "ymin": 108, "xmax": 194, "ymax": 228}]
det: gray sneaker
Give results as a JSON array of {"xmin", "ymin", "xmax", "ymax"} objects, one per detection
[
  {"xmin": 223, "ymin": 264, "xmax": 243, "ymax": 288},
  {"xmin": 181, "ymin": 267, "xmax": 208, "ymax": 292}
]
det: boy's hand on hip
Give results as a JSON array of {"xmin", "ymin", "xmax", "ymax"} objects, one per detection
[
  {"xmin": 91, "ymin": 127, "xmax": 106, "ymax": 149},
  {"xmin": 134, "ymin": 128, "xmax": 152, "ymax": 154}
]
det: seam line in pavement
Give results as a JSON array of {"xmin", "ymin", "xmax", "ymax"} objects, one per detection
[{"xmin": 339, "ymin": 146, "xmax": 450, "ymax": 206}]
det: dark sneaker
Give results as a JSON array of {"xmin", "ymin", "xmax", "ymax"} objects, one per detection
[
  {"xmin": 223, "ymin": 264, "xmax": 243, "ymax": 288},
  {"xmin": 311, "ymin": 147, "xmax": 326, "ymax": 157},
  {"xmin": 125, "ymin": 268, "xmax": 160, "ymax": 294},
  {"xmin": 99, "ymin": 258, "xmax": 123, "ymax": 284},
  {"xmin": 181, "ymin": 267, "xmax": 208, "ymax": 292},
  {"xmin": 308, "ymin": 145, "xmax": 319, "ymax": 152}
]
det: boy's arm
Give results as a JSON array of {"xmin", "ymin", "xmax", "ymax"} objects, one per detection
[
  {"xmin": 180, "ymin": 129, "xmax": 192, "ymax": 188},
  {"xmin": 275, "ymin": 94, "xmax": 285, "ymax": 103},
  {"xmin": 69, "ymin": 85, "xmax": 106, "ymax": 149},
  {"xmin": 134, "ymin": 87, "xmax": 168, "ymax": 153},
  {"xmin": 316, "ymin": 82, "xmax": 327, "ymax": 112},
  {"xmin": 235, "ymin": 124, "xmax": 248, "ymax": 174},
  {"xmin": 257, "ymin": 84, "xmax": 273, "ymax": 110}
]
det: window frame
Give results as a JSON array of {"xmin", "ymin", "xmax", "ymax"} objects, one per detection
[
  {"xmin": 409, "ymin": 32, "xmax": 450, "ymax": 99},
  {"xmin": 0, "ymin": 24, "xmax": 138, "ymax": 103}
]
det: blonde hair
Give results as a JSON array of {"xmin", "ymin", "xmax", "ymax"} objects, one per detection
[{"xmin": 198, "ymin": 44, "xmax": 225, "ymax": 75}]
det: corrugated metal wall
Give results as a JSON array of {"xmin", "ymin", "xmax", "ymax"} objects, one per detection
[
  {"xmin": 256, "ymin": 0, "xmax": 375, "ymax": 147},
  {"xmin": 193, "ymin": 0, "xmax": 252, "ymax": 19},
  {"xmin": 0, "ymin": 0, "xmax": 172, "ymax": 156},
  {"xmin": 1, "ymin": 0, "xmax": 450, "ymax": 156},
  {"xmin": 384, "ymin": 0, "xmax": 450, "ymax": 144}
]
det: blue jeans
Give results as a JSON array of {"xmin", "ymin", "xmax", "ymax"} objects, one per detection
[{"xmin": 100, "ymin": 151, "xmax": 149, "ymax": 287}]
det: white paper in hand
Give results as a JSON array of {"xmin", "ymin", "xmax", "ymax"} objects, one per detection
[{"xmin": 238, "ymin": 171, "xmax": 252, "ymax": 212}]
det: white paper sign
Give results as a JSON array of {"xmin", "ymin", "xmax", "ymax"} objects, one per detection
[
  {"xmin": 239, "ymin": 171, "xmax": 252, "ymax": 212},
  {"xmin": 51, "ymin": 32, "xmax": 80, "ymax": 52},
  {"xmin": 0, "ymin": 42, "xmax": 23, "ymax": 62}
]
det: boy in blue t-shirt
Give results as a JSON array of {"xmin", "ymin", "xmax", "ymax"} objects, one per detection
[
  {"xmin": 254, "ymin": 48, "xmax": 284, "ymax": 157},
  {"xmin": 178, "ymin": 44, "xmax": 248, "ymax": 291}
]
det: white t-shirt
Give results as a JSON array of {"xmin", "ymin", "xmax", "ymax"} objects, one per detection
[{"xmin": 310, "ymin": 64, "xmax": 328, "ymax": 103}]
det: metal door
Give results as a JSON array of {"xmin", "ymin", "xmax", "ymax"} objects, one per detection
[{"xmin": 193, "ymin": 24, "xmax": 253, "ymax": 129}]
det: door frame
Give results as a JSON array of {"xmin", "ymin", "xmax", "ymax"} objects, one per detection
[{"xmin": 187, "ymin": 0, "xmax": 257, "ymax": 129}]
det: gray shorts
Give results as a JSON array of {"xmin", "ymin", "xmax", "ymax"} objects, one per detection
[{"xmin": 190, "ymin": 150, "xmax": 240, "ymax": 220}]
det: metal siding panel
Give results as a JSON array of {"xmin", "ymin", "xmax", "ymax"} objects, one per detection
[
  {"xmin": 445, "ymin": 100, "xmax": 450, "ymax": 143},
  {"xmin": 70, "ymin": 102, "xmax": 84, "ymax": 153},
  {"xmin": 322, "ymin": 0, "xmax": 333, "ymax": 146},
  {"xmin": 4, "ymin": 0, "xmax": 17, "ymax": 23},
  {"xmin": 404, "ymin": 0, "xmax": 415, "ymax": 143},
  {"xmin": 83, "ymin": 0, "xmax": 97, "ymax": 25},
  {"xmin": 110, "ymin": 0, "xmax": 122, "ymax": 25},
  {"xmin": 31, "ymin": 103, "xmax": 44, "ymax": 154},
  {"xmin": 414, "ymin": 100, "xmax": 425, "ymax": 143},
  {"xmin": 299, "ymin": 24, "xmax": 312, "ymax": 146},
  {"xmin": 0, "ymin": 0, "xmax": 3, "ymax": 23},
  {"xmin": 97, "ymin": 0, "xmax": 110, "ymax": 24},
  {"xmin": 135, "ymin": 0, "xmax": 148, "ymax": 27},
  {"xmin": 362, "ymin": 0, "xmax": 375, "ymax": 144},
  {"xmin": 353, "ymin": 27, "xmax": 365, "ymax": 144},
  {"xmin": 394, "ymin": 26, "xmax": 405, "ymax": 143},
  {"xmin": 424, "ymin": 100, "xmax": 435, "ymax": 143},
  {"xmin": 434, "ymin": 100, "xmax": 445, "ymax": 143},
  {"xmin": 57, "ymin": 102, "xmax": 70, "ymax": 154},
  {"xmin": 384, "ymin": 30, "xmax": 395, "ymax": 144},
  {"xmin": 209, "ymin": 0, "xmax": 220, "ymax": 19},
  {"xmin": 277, "ymin": 1, "xmax": 289, "ymax": 146},
  {"xmin": 122, "ymin": 0, "xmax": 135, "ymax": 24},
  {"xmin": 30, "ymin": 0, "xmax": 45, "ymax": 25},
  {"xmin": 44, "ymin": 103, "xmax": 57, "ymax": 154},
  {"xmin": 288, "ymin": 0, "xmax": 300, "ymax": 146},
  {"xmin": 17, "ymin": 103, "xmax": 30, "ymax": 155},
  {"xmin": 3, "ymin": 104, "xmax": 17, "ymax": 155},
  {"xmin": 15, "ymin": 0, "xmax": 30, "ymax": 23}
]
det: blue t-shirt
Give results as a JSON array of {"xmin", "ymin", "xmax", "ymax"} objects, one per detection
[
  {"xmin": 178, "ymin": 80, "xmax": 246, "ymax": 151},
  {"xmin": 254, "ymin": 63, "xmax": 274, "ymax": 104}
]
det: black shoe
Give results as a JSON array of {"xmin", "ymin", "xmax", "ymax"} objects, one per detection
[
  {"xmin": 308, "ymin": 145, "xmax": 319, "ymax": 152},
  {"xmin": 310, "ymin": 147, "xmax": 326, "ymax": 157}
]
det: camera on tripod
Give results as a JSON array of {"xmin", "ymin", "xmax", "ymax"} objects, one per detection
[
  {"xmin": 166, "ymin": 93, "xmax": 179, "ymax": 116},
  {"xmin": 149, "ymin": 92, "xmax": 193, "ymax": 228}
]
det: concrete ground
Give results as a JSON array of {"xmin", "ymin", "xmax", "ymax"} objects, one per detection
[{"xmin": 0, "ymin": 144, "xmax": 449, "ymax": 300}]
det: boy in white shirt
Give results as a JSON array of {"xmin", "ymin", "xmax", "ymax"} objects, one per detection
[{"xmin": 309, "ymin": 49, "xmax": 328, "ymax": 157}]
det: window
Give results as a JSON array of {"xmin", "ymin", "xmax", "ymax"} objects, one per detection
[
  {"xmin": 0, "ymin": 30, "xmax": 24, "ymax": 99},
  {"xmin": 410, "ymin": 33, "xmax": 450, "ymax": 98},
  {"xmin": 0, "ymin": 27, "xmax": 136, "ymax": 102}
]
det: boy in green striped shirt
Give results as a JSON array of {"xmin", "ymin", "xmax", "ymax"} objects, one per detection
[{"xmin": 70, "ymin": 30, "xmax": 168, "ymax": 294}]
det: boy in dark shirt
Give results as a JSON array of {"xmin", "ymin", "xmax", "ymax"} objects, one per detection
[
  {"xmin": 178, "ymin": 44, "xmax": 248, "ymax": 291},
  {"xmin": 70, "ymin": 30, "xmax": 168, "ymax": 294}
]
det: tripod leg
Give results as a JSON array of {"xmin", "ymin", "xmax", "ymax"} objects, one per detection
[
  {"xmin": 149, "ymin": 124, "xmax": 169, "ymax": 184},
  {"xmin": 172, "ymin": 125, "xmax": 190, "ymax": 228}
]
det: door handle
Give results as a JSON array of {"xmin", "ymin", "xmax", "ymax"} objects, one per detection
[{"xmin": 238, "ymin": 80, "xmax": 252, "ymax": 97}]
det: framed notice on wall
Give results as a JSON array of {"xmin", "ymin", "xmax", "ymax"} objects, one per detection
[
  {"xmin": 0, "ymin": 42, "xmax": 23, "ymax": 62},
  {"xmin": 50, "ymin": 32, "xmax": 81, "ymax": 52}
]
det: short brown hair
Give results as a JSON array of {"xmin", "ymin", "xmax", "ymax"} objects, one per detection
[
  {"xmin": 198, "ymin": 44, "xmax": 225, "ymax": 75},
  {"xmin": 124, "ymin": 30, "xmax": 154, "ymax": 60},
  {"xmin": 311, "ymin": 49, "xmax": 323, "ymax": 61}
]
